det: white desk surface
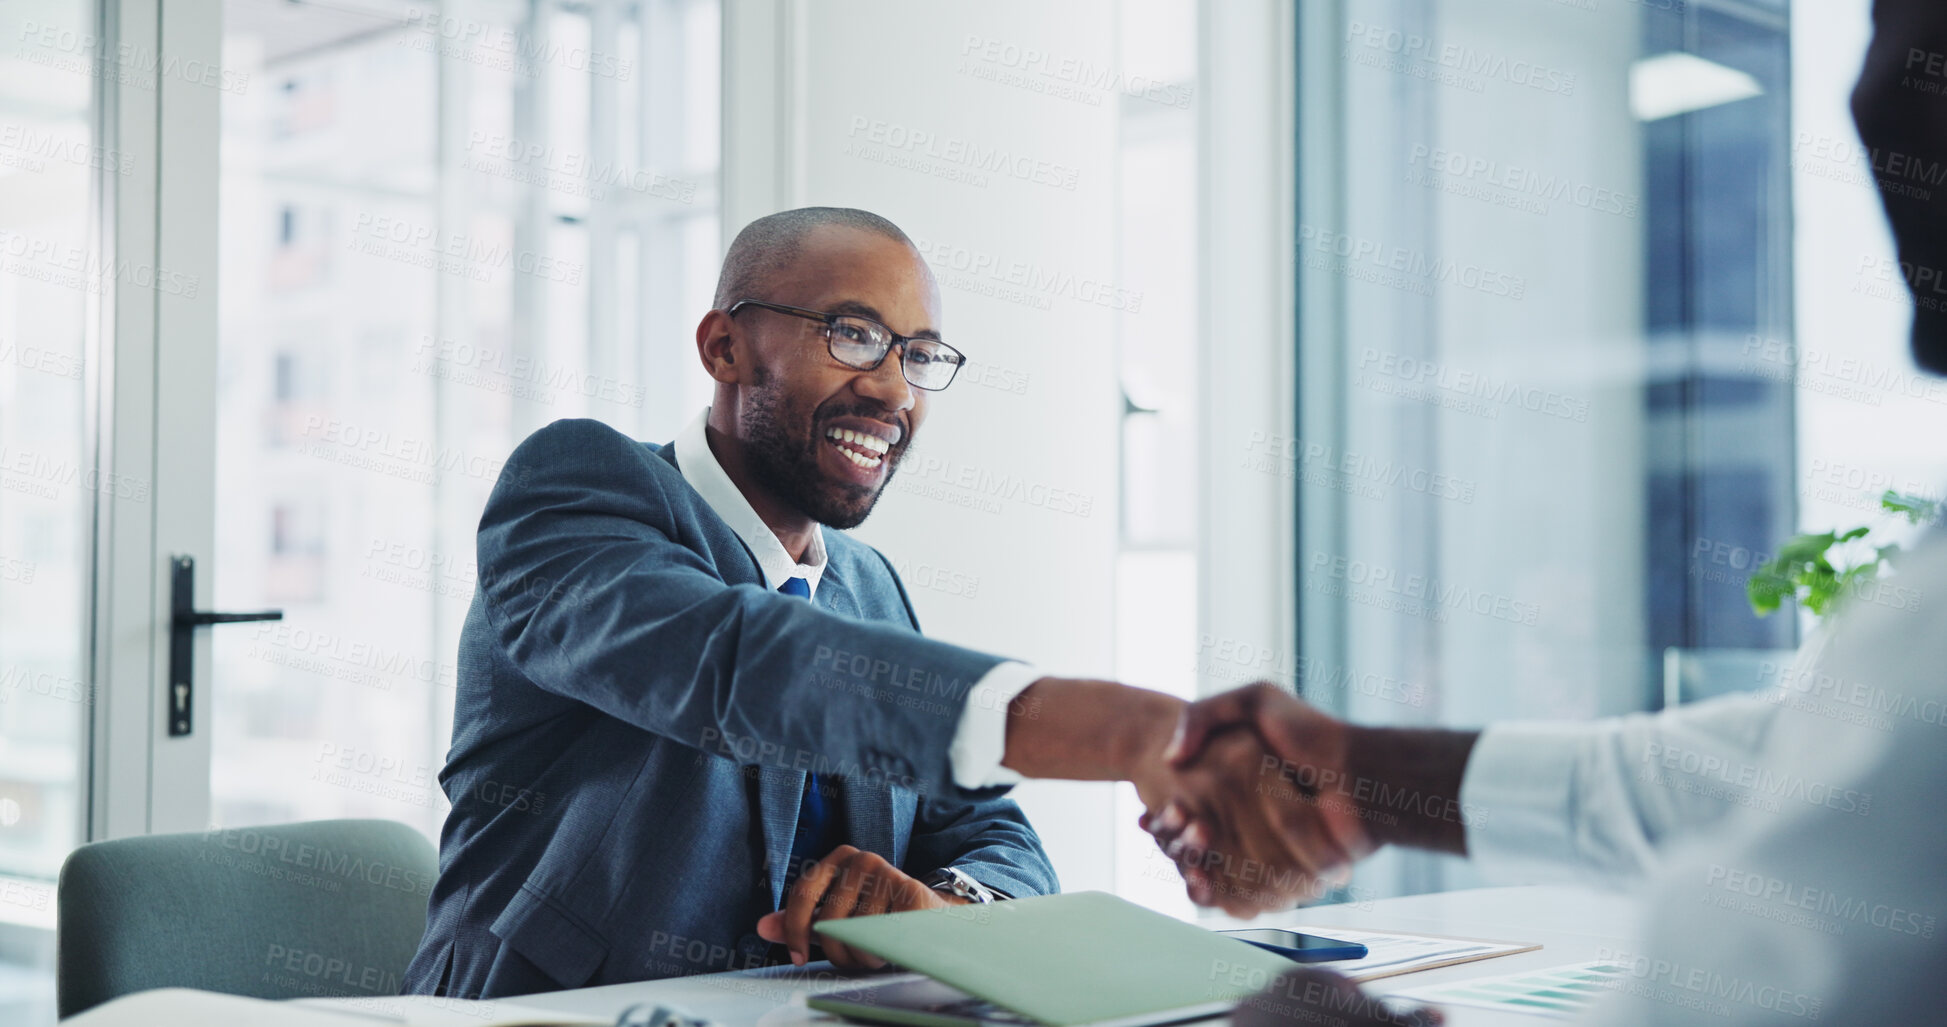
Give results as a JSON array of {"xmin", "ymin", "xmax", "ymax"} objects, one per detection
[{"xmin": 333, "ymin": 885, "xmax": 1646, "ymax": 1027}]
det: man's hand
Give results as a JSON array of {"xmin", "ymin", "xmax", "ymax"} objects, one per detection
[
  {"xmin": 754, "ymin": 845, "xmax": 962, "ymax": 969},
  {"xmin": 1148, "ymin": 725, "xmax": 1366, "ymax": 916},
  {"xmin": 1154, "ymin": 682, "xmax": 1481, "ymax": 881},
  {"xmin": 1150, "ymin": 682, "xmax": 1375, "ymax": 910},
  {"xmin": 1232, "ymin": 968, "xmax": 1443, "ymax": 1027}
]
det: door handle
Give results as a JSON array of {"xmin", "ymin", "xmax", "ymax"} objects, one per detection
[{"xmin": 169, "ymin": 554, "xmax": 283, "ymax": 737}]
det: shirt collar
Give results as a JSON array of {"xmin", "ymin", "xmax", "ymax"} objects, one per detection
[{"xmin": 674, "ymin": 407, "xmax": 827, "ymax": 596}]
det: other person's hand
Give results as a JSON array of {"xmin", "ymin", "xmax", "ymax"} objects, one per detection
[
  {"xmin": 1232, "ymin": 967, "xmax": 1443, "ymax": 1027},
  {"xmin": 1145, "ymin": 683, "xmax": 1375, "ymax": 913},
  {"xmin": 754, "ymin": 844, "xmax": 962, "ymax": 969},
  {"xmin": 1151, "ymin": 681, "xmax": 1480, "ymax": 911},
  {"xmin": 1142, "ymin": 724, "xmax": 1360, "ymax": 915}
]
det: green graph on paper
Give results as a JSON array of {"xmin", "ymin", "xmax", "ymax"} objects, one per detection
[{"xmin": 1391, "ymin": 962, "xmax": 1631, "ymax": 1019}]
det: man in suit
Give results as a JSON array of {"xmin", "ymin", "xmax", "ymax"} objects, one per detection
[
  {"xmin": 402, "ymin": 207, "xmax": 1277, "ymax": 999},
  {"xmin": 400, "ymin": 207, "xmax": 1065, "ymax": 998}
]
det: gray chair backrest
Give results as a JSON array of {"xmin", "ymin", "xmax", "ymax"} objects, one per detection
[{"xmin": 56, "ymin": 819, "xmax": 437, "ymax": 1019}]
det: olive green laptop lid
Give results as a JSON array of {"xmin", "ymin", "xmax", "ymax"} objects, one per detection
[{"xmin": 810, "ymin": 891, "xmax": 1298, "ymax": 1027}]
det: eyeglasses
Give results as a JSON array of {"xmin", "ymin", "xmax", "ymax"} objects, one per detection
[{"xmin": 727, "ymin": 299, "xmax": 966, "ymax": 391}]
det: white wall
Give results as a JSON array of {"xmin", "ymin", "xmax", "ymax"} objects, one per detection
[{"xmin": 725, "ymin": 0, "xmax": 1128, "ymax": 893}]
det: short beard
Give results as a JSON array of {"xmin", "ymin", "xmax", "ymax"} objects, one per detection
[{"xmin": 740, "ymin": 365, "xmax": 902, "ymax": 530}]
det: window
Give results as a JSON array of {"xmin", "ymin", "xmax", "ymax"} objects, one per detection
[
  {"xmin": 1296, "ymin": 0, "xmax": 1947, "ymax": 899},
  {"xmin": 211, "ymin": 0, "xmax": 722, "ymax": 840}
]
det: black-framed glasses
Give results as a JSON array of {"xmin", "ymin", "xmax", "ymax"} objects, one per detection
[{"xmin": 727, "ymin": 299, "xmax": 966, "ymax": 391}]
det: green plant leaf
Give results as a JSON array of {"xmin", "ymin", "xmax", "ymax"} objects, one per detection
[{"xmin": 1882, "ymin": 490, "xmax": 1941, "ymax": 526}]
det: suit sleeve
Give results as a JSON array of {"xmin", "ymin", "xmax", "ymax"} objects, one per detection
[
  {"xmin": 475, "ymin": 418, "xmax": 1009, "ymax": 800},
  {"xmin": 903, "ymin": 794, "xmax": 1060, "ymax": 901}
]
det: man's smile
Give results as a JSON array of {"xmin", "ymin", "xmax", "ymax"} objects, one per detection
[{"xmin": 819, "ymin": 417, "xmax": 903, "ymax": 484}]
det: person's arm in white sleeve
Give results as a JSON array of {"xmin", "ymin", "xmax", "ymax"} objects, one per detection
[
  {"xmin": 1460, "ymin": 687, "xmax": 1789, "ymax": 886},
  {"xmin": 1581, "ymin": 538, "xmax": 1947, "ymax": 1026}
]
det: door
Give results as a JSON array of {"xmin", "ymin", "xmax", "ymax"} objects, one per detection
[
  {"xmin": 197, "ymin": 0, "xmax": 722, "ymax": 840},
  {"xmin": 0, "ymin": 1, "xmax": 220, "ymax": 1018}
]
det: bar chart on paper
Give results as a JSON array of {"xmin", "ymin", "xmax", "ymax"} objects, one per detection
[{"xmin": 1386, "ymin": 962, "xmax": 1633, "ymax": 1019}]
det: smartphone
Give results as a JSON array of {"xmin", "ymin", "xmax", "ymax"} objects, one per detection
[{"xmin": 1219, "ymin": 928, "xmax": 1369, "ymax": 963}]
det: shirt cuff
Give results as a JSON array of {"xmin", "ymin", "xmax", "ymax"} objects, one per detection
[
  {"xmin": 1458, "ymin": 720, "xmax": 1601, "ymax": 883},
  {"xmin": 948, "ymin": 662, "xmax": 1042, "ymax": 790}
]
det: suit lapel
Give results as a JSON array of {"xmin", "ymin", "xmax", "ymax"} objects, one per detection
[
  {"xmin": 755, "ymin": 767, "xmax": 806, "ymax": 904},
  {"xmin": 814, "ymin": 566, "xmax": 911, "ymax": 862}
]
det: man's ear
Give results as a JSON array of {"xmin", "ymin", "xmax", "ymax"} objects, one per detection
[{"xmin": 696, "ymin": 309, "xmax": 742, "ymax": 385}]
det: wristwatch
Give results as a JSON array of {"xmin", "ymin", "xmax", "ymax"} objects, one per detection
[{"xmin": 923, "ymin": 866, "xmax": 1003, "ymax": 904}]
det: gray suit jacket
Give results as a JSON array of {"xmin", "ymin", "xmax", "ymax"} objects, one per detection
[{"xmin": 401, "ymin": 419, "xmax": 1057, "ymax": 999}]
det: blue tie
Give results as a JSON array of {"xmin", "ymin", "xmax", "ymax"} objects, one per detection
[{"xmin": 776, "ymin": 577, "xmax": 835, "ymax": 883}]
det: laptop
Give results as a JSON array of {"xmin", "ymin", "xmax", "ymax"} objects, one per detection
[{"xmin": 807, "ymin": 891, "xmax": 1300, "ymax": 1027}]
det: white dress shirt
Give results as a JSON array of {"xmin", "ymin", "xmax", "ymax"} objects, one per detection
[
  {"xmin": 673, "ymin": 409, "xmax": 1040, "ymax": 791},
  {"xmin": 1461, "ymin": 533, "xmax": 1947, "ymax": 1024}
]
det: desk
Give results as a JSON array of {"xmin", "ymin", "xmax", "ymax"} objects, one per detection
[{"xmin": 328, "ymin": 886, "xmax": 1645, "ymax": 1027}]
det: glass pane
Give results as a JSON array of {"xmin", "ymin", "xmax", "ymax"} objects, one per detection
[
  {"xmin": 0, "ymin": 0, "xmax": 98, "ymax": 885},
  {"xmin": 0, "ymin": 1, "xmax": 102, "ymax": 1020},
  {"xmin": 211, "ymin": 0, "xmax": 721, "ymax": 839},
  {"xmin": 1301, "ymin": 0, "xmax": 1947, "ymax": 899}
]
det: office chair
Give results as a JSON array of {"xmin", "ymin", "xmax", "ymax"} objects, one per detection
[{"xmin": 56, "ymin": 819, "xmax": 437, "ymax": 1019}]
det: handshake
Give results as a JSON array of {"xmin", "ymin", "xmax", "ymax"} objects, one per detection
[{"xmin": 1003, "ymin": 679, "xmax": 1480, "ymax": 917}]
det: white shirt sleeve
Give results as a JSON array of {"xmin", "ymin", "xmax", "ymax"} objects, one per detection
[
  {"xmin": 1581, "ymin": 537, "xmax": 1947, "ymax": 1026},
  {"xmin": 1460, "ymin": 688, "xmax": 1791, "ymax": 886},
  {"xmin": 947, "ymin": 662, "xmax": 1043, "ymax": 790}
]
